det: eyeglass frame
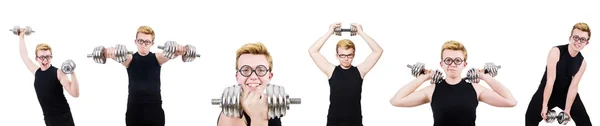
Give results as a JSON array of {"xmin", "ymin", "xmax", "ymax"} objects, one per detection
[{"xmin": 237, "ymin": 65, "xmax": 271, "ymax": 77}]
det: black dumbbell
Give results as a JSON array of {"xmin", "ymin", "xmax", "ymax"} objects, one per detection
[
  {"xmin": 157, "ymin": 41, "xmax": 201, "ymax": 62},
  {"xmin": 61, "ymin": 59, "xmax": 76, "ymax": 74},
  {"xmin": 465, "ymin": 62, "xmax": 501, "ymax": 83},
  {"xmin": 407, "ymin": 62, "xmax": 444, "ymax": 84},
  {"xmin": 9, "ymin": 26, "xmax": 35, "ymax": 35},
  {"xmin": 211, "ymin": 84, "xmax": 301, "ymax": 119},
  {"xmin": 546, "ymin": 110, "xmax": 558, "ymax": 123},
  {"xmin": 87, "ymin": 44, "xmax": 133, "ymax": 64},
  {"xmin": 557, "ymin": 111, "xmax": 571, "ymax": 125},
  {"xmin": 333, "ymin": 25, "xmax": 357, "ymax": 36}
]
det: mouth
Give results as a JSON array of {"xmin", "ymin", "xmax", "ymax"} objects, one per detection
[
  {"xmin": 575, "ymin": 44, "xmax": 581, "ymax": 48},
  {"xmin": 246, "ymin": 83, "xmax": 262, "ymax": 90}
]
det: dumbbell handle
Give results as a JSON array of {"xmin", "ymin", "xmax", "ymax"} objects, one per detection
[
  {"xmin": 211, "ymin": 98, "xmax": 302, "ymax": 105},
  {"xmin": 336, "ymin": 29, "xmax": 352, "ymax": 32},
  {"xmin": 86, "ymin": 51, "xmax": 134, "ymax": 57},
  {"xmin": 158, "ymin": 45, "xmax": 201, "ymax": 57}
]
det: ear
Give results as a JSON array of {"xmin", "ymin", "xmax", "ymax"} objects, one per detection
[
  {"xmin": 235, "ymin": 73, "xmax": 239, "ymax": 80},
  {"xmin": 439, "ymin": 61, "xmax": 443, "ymax": 67},
  {"xmin": 463, "ymin": 61, "xmax": 468, "ymax": 67},
  {"xmin": 268, "ymin": 72, "xmax": 273, "ymax": 79}
]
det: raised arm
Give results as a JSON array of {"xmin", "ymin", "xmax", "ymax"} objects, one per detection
[
  {"xmin": 101, "ymin": 47, "xmax": 133, "ymax": 67},
  {"xmin": 542, "ymin": 47, "xmax": 560, "ymax": 109},
  {"xmin": 564, "ymin": 60, "xmax": 586, "ymax": 114},
  {"xmin": 308, "ymin": 23, "xmax": 338, "ymax": 78},
  {"xmin": 57, "ymin": 70, "xmax": 80, "ymax": 98},
  {"xmin": 353, "ymin": 24, "xmax": 383, "ymax": 78},
  {"xmin": 476, "ymin": 72, "xmax": 517, "ymax": 107},
  {"xmin": 156, "ymin": 44, "xmax": 187, "ymax": 66},
  {"xmin": 390, "ymin": 74, "xmax": 433, "ymax": 107},
  {"xmin": 18, "ymin": 31, "xmax": 40, "ymax": 74}
]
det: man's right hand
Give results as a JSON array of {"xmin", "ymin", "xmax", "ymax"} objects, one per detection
[
  {"xmin": 419, "ymin": 69, "xmax": 434, "ymax": 81},
  {"xmin": 242, "ymin": 91, "xmax": 268, "ymax": 121},
  {"xmin": 541, "ymin": 106, "xmax": 549, "ymax": 122},
  {"xmin": 18, "ymin": 28, "xmax": 26, "ymax": 37},
  {"xmin": 104, "ymin": 47, "xmax": 117, "ymax": 60},
  {"xmin": 327, "ymin": 22, "xmax": 342, "ymax": 35}
]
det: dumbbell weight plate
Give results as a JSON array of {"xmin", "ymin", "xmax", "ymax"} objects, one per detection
[
  {"xmin": 182, "ymin": 44, "xmax": 201, "ymax": 62},
  {"xmin": 546, "ymin": 110, "xmax": 557, "ymax": 123},
  {"xmin": 61, "ymin": 59, "xmax": 76, "ymax": 74}
]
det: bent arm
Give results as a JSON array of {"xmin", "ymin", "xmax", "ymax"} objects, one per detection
[
  {"xmin": 19, "ymin": 36, "xmax": 39, "ymax": 74},
  {"xmin": 356, "ymin": 33, "xmax": 383, "ymax": 78},
  {"xmin": 390, "ymin": 76, "xmax": 431, "ymax": 107},
  {"xmin": 542, "ymin": 47, "xmax": 560, "ymax": 107},
  {"xmin": 217, "ymin": 112, "xmax": 246, "ymax": 126},
  {"xmin": 308, "ymin": 32, "xmax": 335, "ymax": 78},
  {"xmin": 565, "ymin": 60, "xmax": 586, "ymax": 112},
  {"xmin": 478, "ymin": 76, "xmax": 517, "ymax": 107},
  {"xmin": 58, "ymin": 71, "xmax": 80, "ymax": 98}
]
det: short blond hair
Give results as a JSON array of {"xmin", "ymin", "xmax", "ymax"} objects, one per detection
[
  {"xmin": 572, "ymin": 22, "xmax": 591, "ymax": 40},
  {"xmin": 35, "ymin": 43, "xmax": 52, "ymax": 56},
  {"xmin": 336, "ymin": 39, "xmax": 356, "ymax": 53},
  {"xmin": 440, "ymin": 40, "xmax": 468, "ymax": 61},
  {"xmin": 136, "ymin": 26, "xmax": 156, "ymax": 41},
  {"xmin": 236, "ymin": 42, "xmax": 273, "ymax": 71}
]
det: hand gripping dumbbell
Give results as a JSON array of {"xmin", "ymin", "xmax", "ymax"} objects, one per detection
[
  {"xmin": 87, "ymin": 44, "xmax": 133, "ymax": 64},
  {"xmin": 407, "ymin": 62, "xmax": 444, "ymax": 84},
  {"xmin": 334, "ymin": 25, "xmax": 357, "ymax": 36},
  {"xmin": 556, "ymin": 111, "xmax": 571, "ymax": 125},
  {"xmin": 465, "ymin": 62, "xmax": 501, "ymax": 83},
  {"xmin": 61, "ymin": 59, "xmax": 76, "ymax": 74},
  {"xmin": 157, "ymin": 41, "xmax": 201, "ymax": 62},
  {"xmin": 546, "ymin": 110, "xmax": 558, "ymax": 123},
  {"xmin": 9, "ymin": 26, "xmax": 35, "ymax": 35},
  {"xmin": 211, "ymin": 84, "xmax": 301, "ymax": 119}
]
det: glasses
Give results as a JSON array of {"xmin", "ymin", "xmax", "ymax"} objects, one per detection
[
  {"xmin": 237, "ymin": 65, "xmax": 270, "ymax": 77},
  {"xmin": 338, "ymin": 54, "xmax": 355, "ymax": 58},
  {"xmin": 443, "ymin": 57, "xmax": 463, "ymax": 65},
  {"xmin": 135, "ymin": 39, "xmax": 153, "ymax": 45},
  {"xmin": 572, "ymin": 35, "xmax": 589, "ymax": 44},
  {"xmin": 36, "ymin": 55, "xmax": 53, "ymax": 60}
]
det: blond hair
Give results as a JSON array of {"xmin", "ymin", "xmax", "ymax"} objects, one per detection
[
  {"xmin": 572, "ymin": 22, "xmax": 591, "ymax": 40},
  {"xmin": 440, "ymin": 40, "xmax": 468, "ymax": 61},
  {"xmin": 35, "ymin": 43, "xmax": 52, "ymax": 56},
  {"xmin": 336, "ymin": 39, "xmax": 356, "ymax": 53},
  {"xmin": 236, "ymin": 42, "xmax": 273, "ymax": 71},
  {"xmin": 136, "ymin": 26, "xmax": 156, "ymax": 41}
]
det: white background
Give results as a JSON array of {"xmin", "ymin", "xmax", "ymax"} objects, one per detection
[{"xmin": 0, "ymin": 0, "xmax": 597, "ymax": 126}]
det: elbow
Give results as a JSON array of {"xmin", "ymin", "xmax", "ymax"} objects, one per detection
[
  {"xmin": 70, "ymin": 93, "xmax": 79, "ymax": 98},
  {"xmin": 390, "ymin": 99, "xmax": 405, "ymax": 107},
  {"xmin": 506, "ymin": 100, "xmax": 517, "ymax": 107}
]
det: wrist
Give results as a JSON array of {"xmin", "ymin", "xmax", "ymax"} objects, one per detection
[{"xmin": 250, "ymin": 118, "xmax": 268, "ymax": 126}]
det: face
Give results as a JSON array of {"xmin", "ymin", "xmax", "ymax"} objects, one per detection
[
  {"xmin": 569, "ymin": 29, "xmax": 590, "ymax": 51},
  {"xmin": 236, "ymin": 54, "xmax": 272, "ymax": 94},
  {"xmin": 336, "ymin": 48, "xmax": 355, "ymax": 68},
  {"xmin": 36, "ymin": 50, "xmax": 52, "ymax": 68},
  {"xmin": 135, "ymin": 33, "xmax": 154, "ymax": 55},
  {"xmin": 440, "ymin": 50, "xmax": 467, "ymax": 79}
]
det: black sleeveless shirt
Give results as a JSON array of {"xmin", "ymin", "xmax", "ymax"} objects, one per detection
[
  {"xmin": 431, "ymin": 79, "xmax": 478, "ymax": 126},
  {"xmin": 537, "ymin": 44, "xmax": 584, "ymax": 94},
  {"xmin": 34, "ymin": 65, "xmax": 71, "ymax": 116},
  {"xmin": 126, "ymin": 52, "xmax": 162, "ymax": 105},
  {"xmin": 216, "ymin": 110, "xmax": 282, "ymax": 126},
  {"xmin": 327, "ymin": 65, "xmax": 363, "ymax": 122}
]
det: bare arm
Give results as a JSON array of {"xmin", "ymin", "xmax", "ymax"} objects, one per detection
[
  {"xmin": 477, "ymin": 76, "xmax": 517, "ymax": 107},
  {"xmin": 156, "ymin": 44, "xmax": 187, "ymax": 66},
  {"xmin": 308, "ymin": 32, "xmax": 336, "ymax": 78},
  {"xmin": 18, "ymin": 35, "xmax": 39, "ymax": 74},
  {"xmin": 564, "ymin": 60, "xmax": 586, "ymax": 113},
  {"xmin": 57, "ymin": 71, "xmax": 80, "ymax": 98},
  {"xmin": 217, "ymin": 112, "xmax": 247, "ymax": 126},
  {"xmin": 356, "ymin": 32, "xmax": 383, "ymax": 79},
  {"xmin": 390, "ymin": 75, "xmax": 432, "ymax": 107},
  {"xmin": 542, "ymin": 47, "xmax": 560, "ymax": 108},
  {"xmin": 155, "ymin": 52, "xmax": 175, "ymax": 66},
  {"xmin": 104, "ymin": 47, "xmax": 133, "ymax": 68}
]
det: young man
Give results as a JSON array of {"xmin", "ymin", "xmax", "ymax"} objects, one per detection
[
  {"xmin": 101, "ymin": 26, "xmax": 187, "ymax": 126},
  {"xmin": 309, "ymin": 23, "xmax": 383, "ymax": 126},
  {"xmin": 217, "ymin": 42, "xmax": 281, "ymax": 126},
  {"xmin": 18, "ymin": 28, "xmax": 80, "ymax": 126},
  {"xmin": 525, "ymin": 22, "xmax": 593, "ymax": 126},
  {"xmin": 390, "ymin": 40, "xmax": 517, "ymax": 126}
]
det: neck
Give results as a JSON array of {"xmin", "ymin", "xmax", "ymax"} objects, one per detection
[
  {"xmin": 340, "ymin": 65, "xmax": 351, "ymax": 69},
  {"xmin": 445, "ymin": 77, "xmax": 462, "ymax": 85},
  {"xmin": 40, "ymin": 65, "xmax": 50, "ymax": 71},
  {"xmin": 567, "ymin": 44, "xmax": 579, "ymax": 57}
]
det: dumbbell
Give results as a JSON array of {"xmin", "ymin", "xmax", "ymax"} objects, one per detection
[
  {"xmin": 211, "ymin": 84, "xmax": 301, "ymax": 119},
  {"xmin": 407, "ymin": 62, "xmax": 444, "ymax": 84},
  {"xmin": 465, "ymin": 62, "xmax": 501, "ymax": 83},
  {"xmin": 9, "ymin": 26, "xmax": 35, "ymax": 35},
  {"xmin": 157, "ymin": 41, "xmax": 201, "ymax": 62},
  {"xmin": 557, "ymin": 111, "xmax": 571, "ymax": 125},
  {"xmin": 87, "ymin": 44, "xmax": 133, "ymax": 64},
  {"xmin": 61, "ymin": 59, "xmax": 76, "ymax": 74},
  {"xmin": 333, "ymin": 25, "xmax": 357, "ymax": 36},
  {"xmin": 546, "ymin": 110, "xmax": 558, "ymax": 123}
]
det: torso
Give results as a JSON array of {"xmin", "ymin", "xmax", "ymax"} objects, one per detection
[
  {"xmin": 126, "ymin": 52, "xmax": 163, "ymax": 105},
  {"xmin": 327, "ymin": 65, "xmax": 364, "ymax": 122},
  {"xmin": 430, "ymin": 79, "xmax": 478, "ymax": 126},
  {"xmin": 538, "ymin": 44, "xmax": 584, "ymax": 93},
  {"xmin": 34, "ymin": 65, "xmax": 71, "ymax": 116}
]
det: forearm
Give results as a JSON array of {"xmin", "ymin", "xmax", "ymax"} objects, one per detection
[
  {"xmin": 359, "ymin": 33, "xmax": 383, "ymax": 52},
  {"xmin": 19, "ymin": 36, "xmax": 30, "ymax": 60},
  {"xmin": 69, "ymin": 73, "xmax": 80, "ymax": 97},
  {"xmin": 542, "ymin": 80, "xmax": 555, "ymax": 107},
  {"xmin": 250, "ymin": 119, "xmax": 268, "ymax": 126},
  {"xmin": 391, "ymin": 76, "xmax": 427, "ymax": 101},
  {"xmin": 564, "ymin": 85, "xmax": 578, "ymax": 111},
  {"xmin": 482, "ymin": 76, "xmax": 516, "ymax": 103},
  {"xmin": 308, "ymin": 32, "xmax": 333, "ymax": 53}
]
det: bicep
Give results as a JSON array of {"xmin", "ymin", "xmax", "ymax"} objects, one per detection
[
  {"xmin": 357, "ymin": 52, "xmax": 383, "ymax": 77},
  {"xmin": 479, "ymin": 88, "xmax": 512, "ymax": 107},
  {"xmin": 392, "ymin": 86, "xmax": 432, "ymax": 107},
  {"xmin": 309, "ymin": 53, "xmax": 335, "ymax": 77},
  {"xmin": 155, "ymin": 52, "xmax": 171, "ymax": 65},
  {"xmin": 120, "ymin": 54, "xmax": 133, "ymax": 67},
  {"xmin": 21, "ymin": 57, "xmax": 39, "ymax": 74},
  {"xmin": 57, "ymin": 71, "xmax": 71, "ymax": 87},
  {"xmin": 546, "ymin": 48, "xmax": 560, "ymax": 80},
  {"xmin": 571, "ymin": 60, "xmax": 587, "ymax": 87}
]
